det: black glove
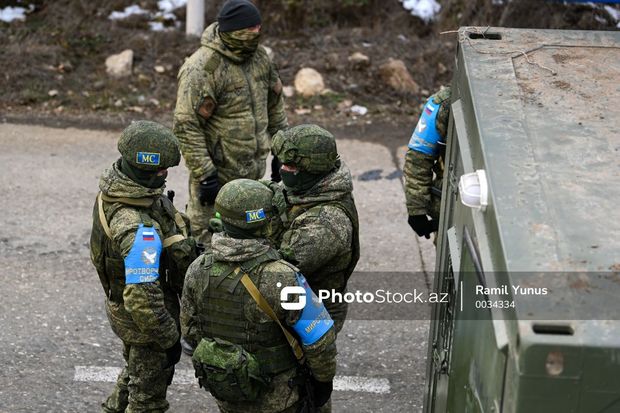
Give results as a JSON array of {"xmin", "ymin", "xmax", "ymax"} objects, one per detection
[
  {"xmin": 311, "ymin": 377, "xmax": 333, "ymax": 407},
  {"xmin": 163, "ymin": 339, "xmax": 182, "ymax": 369},
  {"xmin": 408, "ymin": 214, "xmax": 437, "ymax": 239},
  {"xmin": 198, "ymin": 175, "xmax": 220, "ymax": 206},
  {"xmin": 271, "ymin": 156, "xmax": 282, "ymax": 182}
]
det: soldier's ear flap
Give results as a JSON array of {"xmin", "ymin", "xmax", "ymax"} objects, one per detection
[{"xmin": 196, "ymin": 97, "xmax": 216, "ymax": 120}]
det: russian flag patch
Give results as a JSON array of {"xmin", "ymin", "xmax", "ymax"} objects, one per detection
[{"xmin": 143, "ymin": 230, "xmax": 155, "ymax": 241}]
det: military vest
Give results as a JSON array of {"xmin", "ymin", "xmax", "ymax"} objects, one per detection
[
  {"xmin": 287, "ymin": 194, "xmax": 360, "ymax": 289},
  {"xmin": 90, "ymin": 192, "xmax": 192, "ymax": 303},
  {"xmin": 197, "ymin": 250, "xmax": 299, "ymax": 376}
]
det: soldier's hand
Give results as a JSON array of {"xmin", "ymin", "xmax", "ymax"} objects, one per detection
[
  {"xmin": 311, "ymin": 377, "xmax": 333, "ymax": 407},
  {"xmin": 164, "ymin": 339, "xmax": 183, "ymax": 369},
  {"xmin": 271, "ymin": 156, "xmax": 282, "ymax": 182},
  {"xmin": 408, "ymin": 214, "xmax": 436, "ymax": 239},
  {"xmin": 198, "ymin": 175, "xmax": 221, "ymax": 206}
]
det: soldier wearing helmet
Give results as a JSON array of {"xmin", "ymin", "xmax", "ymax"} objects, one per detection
[
  {"xmin": 268, "ymin": 124, "xmax": 360, "ymax": 334},
  {"xmin": 181, "ymin": 179, "xmax": 337, "ymax": 413},
  {"xmin": 90, "ymin": 121, "xmax": 198, "ymax": 413},
  {"xmin": 173, "ymin": 0, "xmax": 288, "ymax": 244},
  {"xmin": 404, "ymin": 87, "xmax": 452, "ymax": 239}
]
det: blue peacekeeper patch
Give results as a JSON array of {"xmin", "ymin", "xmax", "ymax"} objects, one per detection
[
  {"xmin": 124, "ymin": 224, "xmax": 162, "ymax": 284},
  {"xmin": 245, "ymin": 208, "xmax": 266, "ymax": 223},
  {"xmin": 292, "ymin": 273, "xmax": 334, "ymax": 345},
  {"xmin": 136, "ymin": 152, "xmax": 161, "ymax": 166},
  {"xmin": 407, "ymin": 98, "xmax": 442, "ymax": 156}
]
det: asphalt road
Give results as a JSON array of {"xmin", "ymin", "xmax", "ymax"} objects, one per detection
[{"xmin": 0, "ymin": 122, "xmax": 436, "ymax": 413}]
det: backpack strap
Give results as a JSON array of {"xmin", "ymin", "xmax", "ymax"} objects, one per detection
[{"xmin": 238, "ymin": 269, "xmax": 305, "ymax": 363}]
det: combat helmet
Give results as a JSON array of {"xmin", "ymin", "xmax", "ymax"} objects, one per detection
[
  {"xmin": 215, "ymin": 179, "xmax": 274, "ymax": 230},
  {"xmin": 272, "ymin": 124, "xmax": 339, "ymax": 174},
  {"xmin": 118, "ymin": 120, "xmax": 181, "ymax": 171}
]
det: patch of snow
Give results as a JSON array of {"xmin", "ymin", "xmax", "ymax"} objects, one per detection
[
  {"xmin": 0, "ymin": 6, "xmax": 27, "ymax": 23},
  {"xmin": 157, "ymin": 0, "xmax": 187, "ymax": 13},
  {"xmin": 350, "ymin": 105, "xmax": 368, "ymax": 116},
  {"xmin": 401, "ymin": 0, "xmax": 441, "ymax": 22},
  {"xmin": 158, "ymin": 12, "xmax": 177, "ymax": 20},
  {"xmin": 108, "ymin": 5, "xmax": 149, "ymax": 21},
  {"xmin": 604, "ymin": 5, "xmax": 620, "ymax": 22},
  {"xmin": 149, "ymin": 21, "xmax": 168, "ymax": 31}
]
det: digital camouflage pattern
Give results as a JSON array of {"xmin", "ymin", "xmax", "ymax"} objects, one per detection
[
  {"xmin": 101, "ymin": 343, "xmax": 172, "ymax": 413},
  {"xmin": 118, "ymin": 120, "xmax": 181, "ymax": 171},
  {"xmin": 219, "ymin": 28, "xmax": 261, "ymax": 61},
  {"xmin": 91, "ymin": 160, "xmax": 197, "ymax": 413},
  {"xmin": 173, "ymin": 22, "xmax": 288, "ymax": 242},
  {"xmin": 267, "ymin": 161, "xmax": 360, "ymax": 334},
  {"xmin": 215, "ymin": 178, "xmax": 275, "ymax": 230},
  {"xmin": 271, "ymin": 124, "xmax": 338, "ymax": 174},
  {"xmin": 403, "ymin": 87, "xmax": 452, "ymax": 219},
  {"xmin": 181, "ymin": 233, "xmax": 337, "ymax": 413}
]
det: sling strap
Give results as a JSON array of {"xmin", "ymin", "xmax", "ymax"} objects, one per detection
[
  {"xmin": 237, "ymin": 268, "xmax": 305, "ymax": 362},
  {"xmin": 97, "ymin": 192, "xmax": 113, "ymax": 239}
]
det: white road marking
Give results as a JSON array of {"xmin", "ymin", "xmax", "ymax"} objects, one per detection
[{"xmin": 74, "ymin": 366, "xmax": 391, "ymax": 394}]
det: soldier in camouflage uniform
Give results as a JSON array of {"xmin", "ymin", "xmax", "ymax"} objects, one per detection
[
  {"xmin": 181, "ymin": 179, "xmax": 337, "ymax": 413},
  {"xmin": 267, "ymin": 124, "xmax": 360, "ymax": 334},
  {"xmin": 173, "ymin": 0, "xmax": 288, "ymax": 244},
  {"xmin": 403, "ymin": 87, "xmax": 452, "ymax": 239},
  {"xmin": 90, "ymin": 121, "xmax": 198, "ymax": 413}
]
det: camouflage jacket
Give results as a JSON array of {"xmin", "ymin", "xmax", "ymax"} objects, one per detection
[
  {"xmin": 181, "ymin": 234, "xmax": 336, "ymax": 411},
  {"xmin": 403, "ymin": 87, "xmax": 451, "ymax": 219},
  {"xmin": 173, "ymin": 23, "xmax": 288, "ymax": 184},
  {"xmin": 272, "ymin": 161, "xmax": 360, "ymax": 291},
  {"xmin": 90, "ymin": 162, "xmax": 196, "ymax": 349}
]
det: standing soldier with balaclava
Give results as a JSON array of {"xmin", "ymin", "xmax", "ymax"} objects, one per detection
[
  {"xmin": 267, "ymin": 124, "xmax": 361, "ymax": 334},
  {"xmin": 403, "ymin": 87, "xmax": 452, "ymax": 239},
  {"xmin": 90, "ymin": 121, "xmax": 198, "ymax": 413},
  {"xmin": 181, "ymin": 179, "xmax": 337, "ymax": 413},
  {"xmin": 173, "ymin": 0, "xmax": 288, "ymax": 244}
]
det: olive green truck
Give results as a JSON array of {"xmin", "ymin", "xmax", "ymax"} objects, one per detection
[{"xmin": 425, "ymin": 27, "xmax": 620, "ymax": 412}]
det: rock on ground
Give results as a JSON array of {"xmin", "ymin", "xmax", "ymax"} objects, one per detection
[
  {"xmin": 294, "ymin": 67, "xmax": 325, "ymax": 97},
  {"xmin": 105, "ymin": 49, "xmax": 134, "ymax": 78},
  {"xmin": 348, "ymin": 52, "xmax": 371, "ymax": 69},
  {"xmin": 378, "ymin": 58, "xmax": 420, "ymax": 94}
]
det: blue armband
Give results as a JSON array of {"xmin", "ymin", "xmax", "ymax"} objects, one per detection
[
  {"xmin": 124, "ymin": 224, "xmax": 162, "ymax": 284},
  {"xmin": 291, "ymin": 273, "xmax": 334, "ymax": 345},
  {"xmin": 408, "ymin": 98, "xmax": 443, "ymax": 156}
]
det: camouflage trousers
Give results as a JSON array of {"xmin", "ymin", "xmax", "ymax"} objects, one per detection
[
  {"xmin": 187, "ymin": 176, "xmax": 217, "ymax": 245},
  {"xmin": 101, "ymin": 343, "xmax": 173, "ymax": 413}
]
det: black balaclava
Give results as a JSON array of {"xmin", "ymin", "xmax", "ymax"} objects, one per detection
[
  {"xmin": 118, "ymin": 158, "xmax": 167, "ymax": 189},
  {"xmin": 223, "ymin": 222, "xmax": 259, "ymax": 239},
  {"xmin": 280, "ymin": 168, "xmax": 325, "ymax": 195}
]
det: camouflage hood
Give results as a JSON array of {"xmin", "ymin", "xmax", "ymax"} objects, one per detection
[
  {"xmin": 285, "ymin": 161, "xmax": 354, "ymax": 205},
  {"xmin": 98, "ymin": 160, "xmax": 164, "ymax": 199},
  {"xmin": 200, "ymin": 23, "xmax": 245, "ymax": 64},
  {"xmin": 211, "ymin": 232, "xmax": 273, "ymax": 262}
]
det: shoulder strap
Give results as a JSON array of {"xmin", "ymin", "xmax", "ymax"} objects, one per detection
[
  {"xmin": 97, "ymin": 192, "xmax": 113, "ymax": 239},
  {"xmin": 98, "ymin": 192, "xmax": 168, "ymax": 242},
  {"xmin": 100, "ymin": 192, "xmax": 154, "ymax": 208},
  {"xmin": 238, "ymin": 268, "xmax": 305, "ymax": 362}
]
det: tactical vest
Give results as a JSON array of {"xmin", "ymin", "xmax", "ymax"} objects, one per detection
[
  {"xmin": 90, "ymin": 192, "xmax": 191, "ymax": 303},
  {"xmin": 197, "ymin": 250, "xmax": 299, "ymax": 376},
  {"xmin": 287, "ymin": 194, "xmax": 360, "ymax": 288}
]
